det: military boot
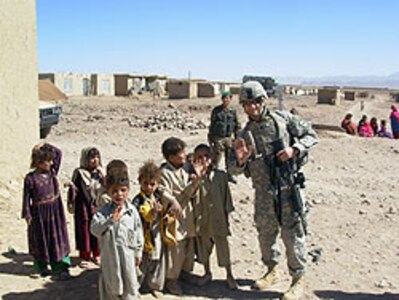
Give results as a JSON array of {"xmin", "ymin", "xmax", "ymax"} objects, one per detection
[
  {"xmin": 252, "ymin": 266, "xmax": 279, "ymax": 290},
  {"xmin": 282, "ymin": 275, "xmax": 305, "ymax": 300}
]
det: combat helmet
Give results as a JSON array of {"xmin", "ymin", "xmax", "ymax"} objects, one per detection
[{"xmin": 240, "ymin": 81, "xmax": 268, "ymax": 104}]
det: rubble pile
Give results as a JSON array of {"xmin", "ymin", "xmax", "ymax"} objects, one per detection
[{"xmin": 124, "ymin": 110, "xmax": 207, "ymax": 132}]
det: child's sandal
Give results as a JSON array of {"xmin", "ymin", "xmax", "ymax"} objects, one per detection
[
  {"xmin": 29, "ymin": 272, "xmax": 41, "ymax": 279},
  {"xmin": 79, "ymin": 260, "xmax": 90, "ymax": 269}
]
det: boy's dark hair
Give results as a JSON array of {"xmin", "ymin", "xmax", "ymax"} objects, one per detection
[
  {"xmin": 138, "ymin": 160, "xmax": 162, "ymax": 182},
  {"xmin": 106, "ymin": 160, "xmax": 129, "ymax": 189},
  {"xmin": 194, "ymin": 143, "xmax": 211, "ymax": 154},
  {"xmin": 381, "ymin": 119, "xmax": 386, "ymax": 126},
  {"xmin": 31, "ymin": 145, "xmax": 55, "ymax": 168},
  {"xmin": 161, "ymin": 137, "xmax": 187, "ymax": 160},
  {"xmin": 106, "ymin": 159, "xmax": 127, "ymax": 174}
]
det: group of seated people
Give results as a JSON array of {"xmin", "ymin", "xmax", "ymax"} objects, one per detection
[{"xmin": 341, "ymin": 113, "xmax": 393, "ymax": 138}]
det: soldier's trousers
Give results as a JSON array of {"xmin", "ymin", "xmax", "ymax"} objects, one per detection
[
  {"xmin": 210, "ymin": 137, "xmax": 233, "ymax": 170},
  {"xmin": 254, "ymin": 186, "xmax": 307, "ymax": 278}
]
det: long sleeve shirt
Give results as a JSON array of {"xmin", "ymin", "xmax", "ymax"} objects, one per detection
[
  {"xmin": 91, "ymin": 201, "xmax": 143, "ymax": 297},
  {"xmin": 158, "ymin": 162, "xmax": 197, "ymax": 241}
]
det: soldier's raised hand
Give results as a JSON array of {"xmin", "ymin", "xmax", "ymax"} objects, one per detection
[{"xmin": 234, "ymin": 138, "xmax": 253, "ymax": 166}]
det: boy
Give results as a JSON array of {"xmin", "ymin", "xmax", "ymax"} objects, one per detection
[
  {"xmin": 193, "ymin": 144, "xmax": 237, "ymax": 290},
  {"xmin": 132, "ymin": 160, "xmax": 165, "ymax": 297},
  {"xmin": 90, "ymin": 161, "xmax": 143, "ymax": 300},
  {"xmin": 158, "ymin": 137, "xmax": 201, "ymax": 295}
]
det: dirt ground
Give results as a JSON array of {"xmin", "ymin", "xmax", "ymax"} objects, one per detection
[{"xmin": 0, "ymin": 92, "xmax": 398, "ymax": 300}]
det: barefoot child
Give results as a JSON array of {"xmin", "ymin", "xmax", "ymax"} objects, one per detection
[
  {"xmin": 67, "ymin": 147, "xmax": 104, "ymax": 267},
  {"xmin": 91, "ymin": 160, "xmax": 143, "ymax": 299},
  {"xmin": 22, "ymin": 143, "xmax": 71, "ymax": 280},
  {"xmin": 158, "ymin": 137, "xmax": 201, "ymax": 295},
  {"xmin": 193, "ymin": 144, "xmax": 237, "ymax": 289},
  {"xmin": 132, "ymin": 160, "xmax": 165, "ymax": 297}
]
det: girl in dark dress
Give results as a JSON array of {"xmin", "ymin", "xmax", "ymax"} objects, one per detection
[
  {"xmin": 67, "ymin": 147, "xmax": 104, "ymax": 268},
  {"xmin": 22, "ymin": 143, "xmax": 71, "ymax": 280}
]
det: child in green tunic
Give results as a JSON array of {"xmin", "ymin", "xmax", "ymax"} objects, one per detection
[{"xmin": 193, "ymin": 144, "xmax": 237, "ymax": 290}]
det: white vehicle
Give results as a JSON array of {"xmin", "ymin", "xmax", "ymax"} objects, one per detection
[{"xmin": 39, "ymin": 100, "xmax": 62, "ymax": 138}]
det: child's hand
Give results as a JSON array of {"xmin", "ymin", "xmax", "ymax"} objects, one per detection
[
  {"xmin": 63, "ymin": 181, "xmax": 74, "ymax": 188},
  {"xmin": 193, "ymin": 162, "xmax": 207, "ymax": 178},
  {"xmin": 32, "ymin": 143, "xmax": 45, "ymax": 152},
  {"xmin": 111, "ymin": 206, "xmax": 123, "ymax": 222},
  {"xmin": 135, "ymin": 256, "xmax": 142, "ymax": 267},
  {"xmin": 98, "ymin": 168, "xmax": 105, "ymax": 179},
  {"xmin": 153, "ymin": 202, "xmax": 163, "ymax": 213},
  {"xmin": 170, "ymin": 199, "xmax": 182, "ymax": 217},
  {"xmin": 25, "ymin": 218, "xmax": 32, "ymax": 226}
]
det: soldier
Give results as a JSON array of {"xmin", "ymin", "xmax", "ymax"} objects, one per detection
[
  {"xmin": 208, "ymin": 91, "xmax": 241, "ymax": 181},
  {"xmin": 228, "ymin": 81, "xmax": 318, "ymax": 300}
]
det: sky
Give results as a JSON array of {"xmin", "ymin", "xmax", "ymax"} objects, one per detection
[{"xmin": 37, "ymin": 0, "xmax": 399, "ymax": 82}]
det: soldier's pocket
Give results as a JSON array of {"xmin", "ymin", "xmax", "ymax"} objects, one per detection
[{"xmin": 293, "ymin": 215, "xmax": 305, "ymax": 238}]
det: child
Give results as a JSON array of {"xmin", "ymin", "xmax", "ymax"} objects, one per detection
[
  {"xmin": 67, "ymin": 147, "xmax": 104, "ymax": 267},
  {"xmin": 378, "ymin": 119, "xmax": 393, "ymax": 138},
  {"xmin": 158, "ymin": 137, "xmax": 201, "ymax": 295},
  {"xmin": 192, "ymin": 144, "xmax": 237, "ymax": 290},
  {"xmin": 341, "ymin": 113, "xmax": 357, "ymax": 135},
  {"xmin": 132, "ymin": 160, "xmax": 165, "ymax": 297},
  {"xmin": 90, "ymin": 160, "xmax": 143, "ymax": 300},
  {"xmin": 22, "ymin": 143, "xmax": 71, "ymax": 280},
  {"xmin": 357, "ymin": 115, "xmax": 373, "ymax": 137},
  {"xmin": 96, "ymin": 159, "xmax": 128, "ymax": 209},
  {"xmin": 370, "ymin": 117, "xmax": 379, "ymax": 136}
]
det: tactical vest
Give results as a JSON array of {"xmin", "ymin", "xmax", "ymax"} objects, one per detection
[
  {"xmin": 242, "ymin": 110, "xmax": 306, "ymax": 187},
  {"xmin": 209, "ymin": 106, "xmax": 237, "ymax": 139}
]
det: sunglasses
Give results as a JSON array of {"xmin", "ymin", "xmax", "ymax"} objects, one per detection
[{"xmin": 241, "ymin": 98, "xmax": 262, "ymax": 106}]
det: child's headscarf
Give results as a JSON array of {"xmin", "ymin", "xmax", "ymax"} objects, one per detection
[
  {"xmin": 80, "ymin": 147, "xmax": 102, "ymax": 169},
  {"xmin": 72, "ymin": 147, "xmax": 103, "ymax": 189}
]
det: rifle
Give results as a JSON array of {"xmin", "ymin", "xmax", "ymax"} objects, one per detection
[
  {"xmin": 243, "ymin": 131, "xmax": 308, "ymax": 235},
  {"xmin": 268, "ymin": 138, "xmax": 308, "ymax": 235}
]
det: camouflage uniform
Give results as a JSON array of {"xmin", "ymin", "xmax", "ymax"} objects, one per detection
[
  {"xmin": 229, "ymin": 102, "xmax": 318, "ymax": 278},
  {"xmin": 208, "ymin": 104, "xmax": 241, "ymax": 169}
]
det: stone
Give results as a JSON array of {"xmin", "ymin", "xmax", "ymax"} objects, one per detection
[{"xmin": 0, "ymin": 188, "xmax": 11, "ymax": 200}]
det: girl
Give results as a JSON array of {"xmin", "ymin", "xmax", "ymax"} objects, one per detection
[
  {"xmin": 378, "ymin": 119, "xmax": 393, "ymax": 138},
  {"xmin": 91, "ymin": 160, "xmax": 143, "ymax": 300},
  {"xmin": 67, "ymin": 147, "xmax": 104, "ymax": 267},
  {"xmin": 340, "ymin": 113, "xmax": 357, "ymax": 135},
  {"xmin": 22, "ymin": 143, "xmax": 71, "ymax": 280},
  {"xmin": 357, "ymin": 115, "xmax": 373, "ymax": 137},
  {"xmin": 370, "ymin": 117, "xmax": 379, "ymax": 136}
]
